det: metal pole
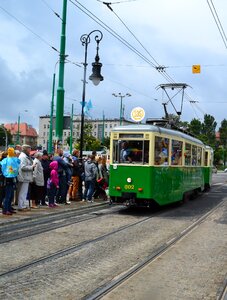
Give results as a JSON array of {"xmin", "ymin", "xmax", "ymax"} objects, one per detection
[
  {"xmin": 70, "ymin": 103, "xmax": 73, "ymax": 153},
  {"xmin": 55, "ymin": 0, "xmax": 67, "ymax": 143},
  {"xmin": 48, "ymin": 72, "xmax": 56, "ymax": 153},
  {"xmin": 102, "ymin": 111, "xmax": 105, "ymax": 144},
  {"xmin": 79, "ymin": 30, "xmax": 103, "ymax": 160},
  {"xmin": 80, "ymin": 40, "xmax": 88, "ymax": 160},
  {"xmin": 17, "ymin": 114, "xmax": 20, "ymax": 145},
  {"xmin": 120, "ymin": 95, "xmax": 123, "ymax": 125}
]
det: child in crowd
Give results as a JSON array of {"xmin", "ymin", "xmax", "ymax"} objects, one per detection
[{"xmin": 48, "ymin": 161, "xmax": 59, "ymax": 208}]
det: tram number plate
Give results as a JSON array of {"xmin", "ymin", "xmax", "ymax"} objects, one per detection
[{"xmin": 124, "ymin": 184, "xmax": 134, "ymax": 190}]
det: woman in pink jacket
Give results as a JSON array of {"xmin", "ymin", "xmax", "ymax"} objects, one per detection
[{"xmin": 48, "ymin": 161, "xmax": 59, "ymax": 207}]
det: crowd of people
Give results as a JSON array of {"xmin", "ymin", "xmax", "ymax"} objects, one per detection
[{"xmin": 0, "ymin": 144, "xmax": 109, "ymax": 216}]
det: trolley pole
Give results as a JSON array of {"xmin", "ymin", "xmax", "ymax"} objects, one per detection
[{"xmin": 55, "ymin": 0, "xmax": 67, "ymax": 144}]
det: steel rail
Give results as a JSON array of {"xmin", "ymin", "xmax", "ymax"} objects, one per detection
[
  {"xmin": 0, "ymin": 203, "xmax": 110, "ymax": 243},
  {"xmin": 0, "ymin": 213, "xmax": 158, "ymax": 278},
  {"xmin": 85, "ymin": 200, "xmax": 225, "ymax": 300}
]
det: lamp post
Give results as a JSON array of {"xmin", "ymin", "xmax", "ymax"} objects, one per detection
[
  {"xmin": 80, "ymin": 30, "xmax": 104, "ymax": 159},
  {"xmin": 112, "ymin": 93, "xmax": 131, "ymax": 125}
]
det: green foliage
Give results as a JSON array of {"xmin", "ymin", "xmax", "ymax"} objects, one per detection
[
  {"xmin": 188, "ymin": 114, "xmax": 217, "ymax": 147},
  {"xmin": 0, "ymin": 127, "xmax": 13, "ymax": 147},
  {"xmin": 218, "ymin": 119, "xmax": 227, "ymax": 166},
  {"xmin": 102, "ymin": 136, "xmax": 110, "ymax": 149},
  {"xmin": 188, "ymin": 118, "xmax": 202, "ymax": 136},
  {"xmin": 75, "ymin": 123, "xmax": 102, "ymax": 151}
]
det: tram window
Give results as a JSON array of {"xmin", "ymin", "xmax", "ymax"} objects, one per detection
[
  {"xmin": 197, "ymin": 147, "xmax": 202, "ymax": 166},
  {"xmin": 171, "ymin": 140, "xmax": 182, "ymax": 165},
  {"xmin": 154, "ymin": 137, "xmax": 169, "ymax": 165},
  {"xmin": 112, "ymin": 140, "xmax": 149, "ymax": 164},
  {"xmin": 192, "ymin": 145, "xmax": 197, "ymax": 165},
  {"xmin": 185, "ymin": 143, "xmax": 192, "ymax": 166},
  {"xmin": 204, "ymin": 151, "xmax": 208, "ymax": 166}
]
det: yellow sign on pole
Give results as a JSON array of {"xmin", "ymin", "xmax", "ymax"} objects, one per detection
[{"xmin": 192, "ymin": 65, "xmax": 201, "ymax": 74}]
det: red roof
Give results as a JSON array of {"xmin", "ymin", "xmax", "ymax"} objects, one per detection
[{"xmin": 4, "ymin": 123, "xmax": 38, "ymax": 137}]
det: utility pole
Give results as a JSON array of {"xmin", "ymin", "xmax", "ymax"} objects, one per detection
[
  {"xmin": 17, "ymin": 114, "xmax": 20, "ymax": 145},
  {"xmin": 55, "ymin": 0, "xmax": 67, "ymax": 144},
  {"xmin": 70, "ymin": 103, "xmax": 74, "ymax": 153},
  {"xmin": 48, "ymin": 72, "xmax": 56, "ymax": 153}
]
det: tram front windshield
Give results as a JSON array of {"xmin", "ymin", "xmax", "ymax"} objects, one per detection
[{"xmin": 112, "ymin": 140, "xmax": 149, "ymax": 164}]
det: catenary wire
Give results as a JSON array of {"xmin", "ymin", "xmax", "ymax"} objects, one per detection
[
  {"xmin": 206, "ymin": 0, "xmax": 227, "ymax": 48},
  {"xmin": 39, "ymin": 0, "xmax": 63, "ymax": 21},
  {"xmin": 70, "ymin": 0, "xmax": 205, "ymax": 117},
  {"xmin": 0, "ymin": 4, "xmax": 59, "ymax": 53}
]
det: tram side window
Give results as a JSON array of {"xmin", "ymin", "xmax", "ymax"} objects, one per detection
[
  {"xmin": 112, "ymin": 140, "xmax": 149, "ymax": 164},
  {"xmin": 185, "ymin": 143, "xmax": 192, "ymax": 166},
  {"xmin": 192, "ymin": 145, "xmax": 197, "ymax": 165},
  {"xmin": 154, "ymin": 137, "xmax": 169, "ymax": 165},
  {"xmin": 204, "ymin": 151, "xmax": 208, "ymax": 166},
  {"xmin": 197, "ymin": 147, "xmax": 202, "ymax": 166},
  {"xmin": 171, "ymin": 140, "xmax": 183, "ymax": 165}
]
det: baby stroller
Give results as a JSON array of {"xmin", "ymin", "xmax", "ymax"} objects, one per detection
[{"xmin": 93, "ymin": 178, "xmax": 108, "ymax": 201}]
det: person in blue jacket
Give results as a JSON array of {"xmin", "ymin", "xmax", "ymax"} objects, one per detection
[{"xmin": 0, "ymin": 148, "xmax": 20, "ymax": 215}]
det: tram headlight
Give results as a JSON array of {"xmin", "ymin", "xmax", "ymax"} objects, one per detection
[{"xmin": 127, "ymin": 178, "xmax": 132, "ymax": 183}]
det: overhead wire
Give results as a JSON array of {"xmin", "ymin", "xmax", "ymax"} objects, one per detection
[
  {"xmin": 70, "ymin": 0, "xmax": 206, "ymax": 118},
  {"xmin": 69, "ymin": 0, "xmax": 161, "ymax": 70},
  {"xmin": 0, "ymin": 4, "xmax": 59, "ymax": 53},
  {"xmin": 206, "ymin": 0, "xmax": 227, "ymax": 48},
  {"xmin": 40, "ymin": 0, "xmax": 63, "ymax": 21}
]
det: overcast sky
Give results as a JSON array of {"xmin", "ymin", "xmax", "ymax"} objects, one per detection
[{"xmin": 0, "ymin": 0, "xmax": 227, "ymax": 131}]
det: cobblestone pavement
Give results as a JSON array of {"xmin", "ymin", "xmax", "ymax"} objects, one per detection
[
  {"xmin": 0, "ymin": 175, "xmax": 226, "ymax": 299},
  {"xmin": 102, "ymin": 198, "xmax": 227, "ymax": 300},
  {"xmin": 0, "ymin": 198, "xmax": 108, "ymax": 226}
]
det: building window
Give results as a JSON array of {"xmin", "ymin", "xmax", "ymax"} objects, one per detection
[
  {"xmin": 43, "ymin": 140, "xmax": 45, "ymax": 144},
  {"xmin": 44, "ymin": 124, "xmax": 46, "ymax": 129}
]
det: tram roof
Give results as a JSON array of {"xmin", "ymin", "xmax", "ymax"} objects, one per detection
[{"xmin": 112, "ymin": 124, "xmax": 205, "ymax": 145}]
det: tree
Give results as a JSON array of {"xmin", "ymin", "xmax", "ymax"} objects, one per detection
[
  {"xmin": 188, "ymin": 118, "xmax": 202, "ymax": 137},
  {"xmin": 219, "ymin": 119, "xmax": 227, "ymax": 166},
  {"xmin": 0, "ymin": 127, "xmax": 12, "ymax": 148},
  {"xmin": 201, "ymin": 114, "xmax": 217, "ymax": 147},
  {"xmin": 75, "ymin": 123, "xmax": 101, "ymax": 151}
]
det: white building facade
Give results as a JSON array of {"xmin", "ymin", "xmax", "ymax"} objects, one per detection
[{"xmin": 38, "ymin": 115, "xmax": 133, "ymax": 151}]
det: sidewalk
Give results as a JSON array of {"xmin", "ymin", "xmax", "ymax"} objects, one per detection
[{"xmin": 0, "ymin": 199, "xmax": 109, "ymax": 226}]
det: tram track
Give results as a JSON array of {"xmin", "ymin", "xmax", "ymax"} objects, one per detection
[
  {"xmin": 0, "ymin": 182, "xmax": 225, "ymax": 299},
  {"xmin": 0, "ymin": 203, "xmax": 110, "ymax": 243},
  {"xmin": 84, "ymin": 199, "xmax": 226, "ymax": 300},
  {"xmin": 0, "ymin": 214, "xmax": 157, "ymax": 278},
  {"xmin": 0, "ymin": 191, "xmax": 223, "ymax": 280},
  {"xmin": 0, "ymin": 181, "xmax": 223, "ymax": 245}
]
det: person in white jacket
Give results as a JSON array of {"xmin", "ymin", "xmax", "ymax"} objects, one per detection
[
  {"xmin": 30, "ymin": 152, "xmax": 45, "ymax": 208},
  {"xmin": 17, "ymin": 145, "xmax": 36, "ymax": 210}
]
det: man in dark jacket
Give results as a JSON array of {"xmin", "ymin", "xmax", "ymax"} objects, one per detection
[
  {"xmin": 53, "ymin": 149, "xmax": 71, "ymax": 205},
  {"xmin": 41, "ymin": 150, "xmax": 50, "ymax": 205},
  {"xmin": 83, "ymin": 155, "xmax": 97, "ymax": 202}
]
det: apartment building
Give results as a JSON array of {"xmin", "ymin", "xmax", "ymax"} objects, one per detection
[{"xmin": 38, "ymin": 115, "xmax": 133, "ymax": 150}]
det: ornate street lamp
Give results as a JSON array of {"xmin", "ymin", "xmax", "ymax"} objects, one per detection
[{"xmin": 80, "ymin": 30, "xmax": 104, "ymax": 159}]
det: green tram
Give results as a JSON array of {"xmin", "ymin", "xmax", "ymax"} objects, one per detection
[{"xmin": 109, "ymin": 124, "xmax": 213, "ymax": 207}]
